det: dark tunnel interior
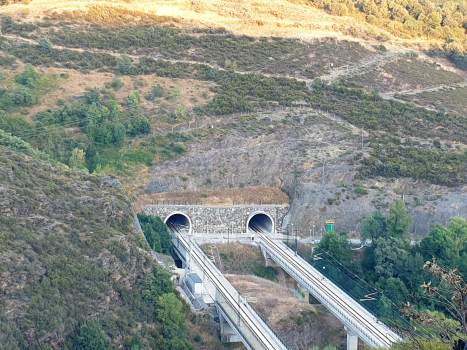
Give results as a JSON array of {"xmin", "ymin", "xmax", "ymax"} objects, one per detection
[
  {"xmin": 248, "ymin": 213, "xmax": 273, "ymax": 234},
  {"xmin": 166, "ymin": 213, "xmax": 191, "ymax": 234}
]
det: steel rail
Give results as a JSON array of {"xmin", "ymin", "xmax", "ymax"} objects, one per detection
[
  {"xmin": 257, "ymin": 232, "xmax": 401, "ymax": 348},
  {"xmin": 175, "ymin": 232, "xmax": 288, "ymax": 350}
]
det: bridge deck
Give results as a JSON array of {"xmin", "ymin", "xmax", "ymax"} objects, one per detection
[
  {"xmin": 175, "ymin": 233, "xmax": 288, "ymax": 350},
  {"xmin": 258, "ymin": 233, "xmax": 402, "ymax": 349}
]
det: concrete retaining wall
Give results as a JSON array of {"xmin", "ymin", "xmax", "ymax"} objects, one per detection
[{"xmin": 143, "ymin": 205, "xmax": 289, "ymax": 234}]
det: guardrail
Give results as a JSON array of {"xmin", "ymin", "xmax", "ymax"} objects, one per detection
[
  {"xmin": 174, "ymin": 233, "xmax": 288, "ymax": 350},
  {"xmin": 259, "ymin": 235, "xmax": 401, "ymax": 349}
]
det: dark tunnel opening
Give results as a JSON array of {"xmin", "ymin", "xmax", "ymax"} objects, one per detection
[
  {"xmin": 248, "ymin": 213, "xmax": 274, "ymax": 234},
  {"xmin": 165, "ymin": 213, "xmax": 191, "ymax": 234}
]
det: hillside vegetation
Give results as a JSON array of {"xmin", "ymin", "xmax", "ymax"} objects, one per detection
[{"xmin": 0, "ymin": 147, "xmax": 194, "ymax": 349}]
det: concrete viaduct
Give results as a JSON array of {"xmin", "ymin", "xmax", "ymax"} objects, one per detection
[{"xmin": 143, "ymin": 205, "xmax": 402, "ymax": 350}]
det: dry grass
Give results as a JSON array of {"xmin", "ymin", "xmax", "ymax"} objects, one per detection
[
  {"xmin": 1, "ymin": 0, "xmax": 448, "ymax": 50},
  {"xmin": 226, "ymin": 274, "xmax": 346, "ymax": 348},
  {"xmin": 226, "ymin": 274, "xmax": 319, "ymax": 324},
  {"xmin": 7, "ymin": 66, "xmax": 213, "ymax": 120},
  {"xmin": 134, "ymin": 186, "xmax": 290, "ymax": 211},
  {"xmin": 201, "ymin": 243, "xmax": 263, "ymax": 275}
]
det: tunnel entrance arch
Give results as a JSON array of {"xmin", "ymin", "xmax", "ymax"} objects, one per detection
[
  {"xmin": 164, "ymin": 211, "xmax": 193, "ymax": 235},
  {"xmin": 246, "ymin": 212, "xmax": 274, "ymax": 234}
]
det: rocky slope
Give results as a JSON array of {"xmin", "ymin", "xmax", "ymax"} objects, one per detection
[
  {"xmin": 0, "ymin": 148, "xmax": 191, "ymax": 349},
  {"xmin": 144, "ymin": 108, "xmax": 467, "ymax": 237}
]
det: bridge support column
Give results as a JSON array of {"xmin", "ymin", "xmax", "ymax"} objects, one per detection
[
  {"xmin": 345, "ymin": 326, "xmax": 359, "ymax": 350},
  {"xmin": 298, "ymin": 284, "xmax": 310, "ymax": 303},
  {"xmin": 261, "ymin": 248, "xmax": 273, "ymax": 267},
  {"xmin": 218, "ymin": 310, "xmax": 242, "ymax": 343}
]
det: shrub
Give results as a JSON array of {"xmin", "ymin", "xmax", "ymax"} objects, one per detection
[
  {"xmin": 253, "ymin": 263, "xmax": 277, "ymax": 281},
  {"xmin": 11, "ymin": 86, "xmax": 36, "ymax": 106},
  {"xmin": 355, "ymin": 185, "xmax": 368, "ymax": 196},
  {"xmin": 38, "ymin": 36, "xmax": 53, "ymax": 52}
]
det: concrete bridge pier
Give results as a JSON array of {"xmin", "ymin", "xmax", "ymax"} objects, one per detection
[
  {"xmin": 298, "ymin": 284, "xmax": 310, "ymax": 303},
  {"xmin": 218, "ymin": 310, "xmax": 242, "ymax": 343},
  {"xmin": 345, "ymin": 326, "xmax": 359, "ymax": 350},
  {"xmin": 261, "ymin": 248, "xmax": 273, "ymax": 267}
]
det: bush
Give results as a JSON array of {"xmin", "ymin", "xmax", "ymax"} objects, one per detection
[
  {"xmin": 11, "ymin": 86, "xmax": 36, "ymax": 106},
  {"xmin": 355, "ymin": 185, "xmax": 368, "ymax": 196},
  {"xmin": 253, "ymin": 263, "xmax": 277, "ymax": 281},
  {"xmin": 73, "ymin": 318, "xmax": 111, "ymax": 350},
  {"xmin": 38, "ymin": 36, "xmax": 53, "ymax": 52}
]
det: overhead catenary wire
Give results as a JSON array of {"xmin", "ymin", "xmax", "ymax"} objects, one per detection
[{"xmin": 315, "ymin": 250, "xmax": 434, "ymax": 339}]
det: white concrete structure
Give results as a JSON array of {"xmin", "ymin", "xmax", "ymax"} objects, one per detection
[
  {"xmin": 173, "ymin": 232, "xmax": 288, "ymax": 350},
  {"xmin": 186, "ymin": 273, "xmax": 203, "ymax": 296},
  {"xmin": 257, "ymin": 232, "xmax": 402, "ymax": 349}
]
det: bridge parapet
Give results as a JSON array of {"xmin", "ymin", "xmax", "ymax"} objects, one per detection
[
  {"xmin": 172, "ymin": 233, "xmax": 288, "ymax": 350},
  {"xmin": 258, "ymin": 235, "xmax": 402, "ymax": 349}
]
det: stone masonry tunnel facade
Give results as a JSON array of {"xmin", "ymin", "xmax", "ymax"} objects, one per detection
[{"xmin": 144, "ymin": 205, "xmax": 289, "ymax": 234}]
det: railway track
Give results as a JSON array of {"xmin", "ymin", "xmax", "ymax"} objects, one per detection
[
  {"xmin": 171, "ymin": 226, "xmax": 288, "ymax": 350},
  {"xmin": 256, "ymin": 231, "xmax": 401, "ymax": 348}
]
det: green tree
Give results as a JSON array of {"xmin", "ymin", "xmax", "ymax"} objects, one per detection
[
  {"xmin": 38, "ymin": 36, "xmax": 52, "ymax": 52},
  {"xmin": 129, "ymin": 335, "xmax": 145, "ymax": 350},
  {"xmin": 69, "ymin": 148, "xmax": 87, "ymax": 171},
  {"xmin": 420, "ymin": 225, "xmax": 458, "ymax": 269},
  {"xmin": 361, "ymin": 210, "xmax": 387, "ymax": 242},
  {"xmin": 153, "ymin": 84, "xmax": 165, "ymax": 98},
  {"xmin": 140, "ymin": 266, "xmax": 175, "ymax": 300},
  {"xmin": 113, "ymin": 123, "xmax": 126, "ymax": 147},
  {"xmin": 1, "ymin": 15, "xmax": 14, "ymax": 31},
  {"xmin": 0, "ymin": 69, "xmax": 6, "ymax": 82},
  {"xmin": 137, "ymin": 213, "xmax": 171, "ymax": 254},
  {"xmin": 224, "ymin": 59, "xmax": 237, "ymax": 72},
  {"xmin": 130, "ymin": 116, "xmax": 151, "ymax": 136},
  {"xmin": 374, "ymin": 237, "xmax": 409, "ymax": 277},
  {"xmin": 11, "ymin": 86, "xmax": 36, "ymax": 106},
  {"xmin": 156, "ymin": 293, "xmax": 186, "ymax": 327},
  {"xmin": 377, "ymin": 277, "xmax": 409, "ymax": 315},
  {"xmin": 84, "ymin": 88, "xmax": 101, "ymax": 105},
  {"xmin": 73, "ymin": 318, "xmax": 111, "ymax": 350},
  {"xmin": 15, "ymin": 64, "xmax": 41, "ymax": 87},
  {"xmin": 315, "ymin": 231, "xmax": 351, "ymax": 266},
  {"xmin": 174, "ymin": 103, "xmax": 187, "ymax": 121},
  {"xmin": 128, "ymin": 90, "xmax": 142, "ymax": 111},
  {"xmin": 117, "ymin": 55, "xmax": 132, "ymax": 75},
  {"xmin": 387, "ymin": 199, "xmax": 413, "ymax": 238},
  {"xmin": 170, "ymin": 86, "xmax": 181, "ymax": 100}
]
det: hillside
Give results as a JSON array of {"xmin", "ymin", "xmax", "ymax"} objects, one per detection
[
  {"xmin": 0, "ymin": 11, "xmax": 466, "ymax": 235},
  {"xmin": 0, "ymin": 147, "xmax": 197, "ymax": 349}
]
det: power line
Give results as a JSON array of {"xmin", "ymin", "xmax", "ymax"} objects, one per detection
[{"xmin": 317, "ymin": 252, "xmax": 433, "ymax": 339}]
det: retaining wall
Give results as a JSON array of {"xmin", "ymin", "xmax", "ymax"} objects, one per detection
[{"xmin": 143, "ymin": 205, "xmax": 289, "ymax": 234}]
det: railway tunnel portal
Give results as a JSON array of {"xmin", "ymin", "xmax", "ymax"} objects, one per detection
[{"xmin": 246, "ymin": 211, "xmax": 274, "ymax": 234}]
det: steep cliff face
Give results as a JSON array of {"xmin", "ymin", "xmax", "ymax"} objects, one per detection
[
  {"xmin": 144, "ymin": 110, "xmax": 467, "ymax": 236},
  {"xmin": 0, "ymin": 148, "xmax": 177, "ymax": 349}
]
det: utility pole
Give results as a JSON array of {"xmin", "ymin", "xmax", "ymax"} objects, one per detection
[
  {"xmin": 322, "ymin": 160, "xmax": 325, "ymax": 186},
  {"xmin": 361, "ymin": 127, "xmax": 364, "ymax": 149}
]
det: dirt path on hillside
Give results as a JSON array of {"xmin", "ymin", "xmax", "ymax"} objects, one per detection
[{"xmin": 6, "ymin": 33, "xmax": 461, "ymax": 99}]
